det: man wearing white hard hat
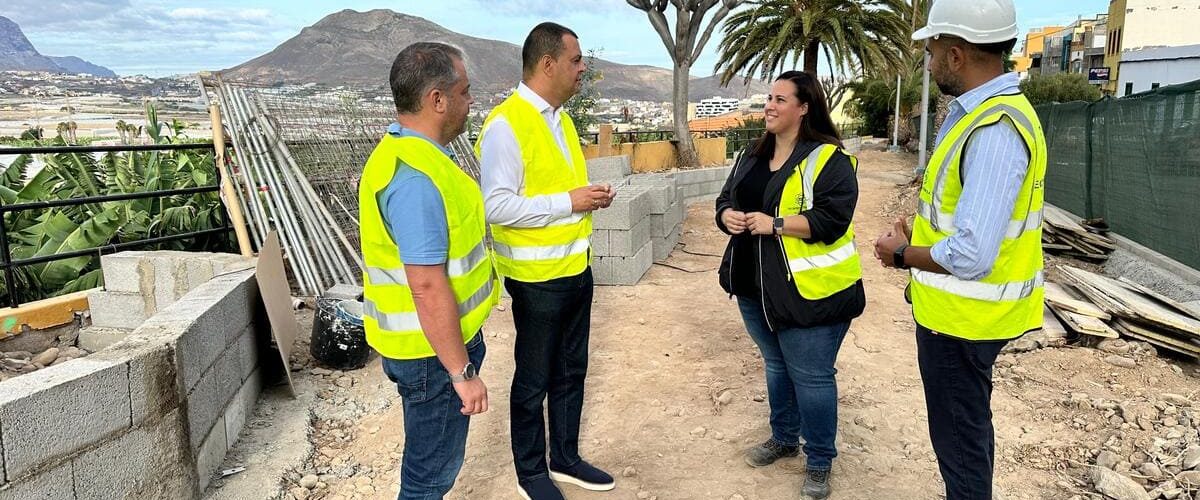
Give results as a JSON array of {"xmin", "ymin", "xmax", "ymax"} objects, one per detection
[{"xmin": 873, "ymin": 0, "xmax": 1047, "ymax": 498}]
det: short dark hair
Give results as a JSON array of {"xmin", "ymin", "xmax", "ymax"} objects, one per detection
[
  {"xmin": 522, "ymin": 22, "xmax": 578, "ymax": 78},
  {"xmin": 941, "ymin": 35, "xmax": 1018, "ymax": 61},
  {"xmin": 389, "ymin": 42, "xmax": 464, "ymax": 114}
]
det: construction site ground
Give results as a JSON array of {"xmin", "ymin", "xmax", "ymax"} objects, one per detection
[{"xmin": 211, "ymin": 149, "xmax": 1200, "ymax": 500}]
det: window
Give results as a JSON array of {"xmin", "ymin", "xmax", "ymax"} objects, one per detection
[
  {"xmin": 1125, "ymin": 82, "xmax": 1134, "ymax": 96},
  {"xmin": 1152, "ymin": 83, "xmax": 1161, "ymax": 90}
]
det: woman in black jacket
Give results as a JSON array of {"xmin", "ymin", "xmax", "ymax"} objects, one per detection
[{"xmin": 715, "ymin": 70, "xmax": 865, "ymax": 500}]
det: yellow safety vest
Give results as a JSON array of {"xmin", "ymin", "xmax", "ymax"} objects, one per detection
[
  {"xmin": 775, "ymin": 144, "xmax": 862, "ymax": 299},
  {"xmin": 475, "ymin": 93, "xmax": 592, "ymax": 283},
  {"xmin": 909, "ymin": 93, "xmax": 1047, "ymax": 341},
  {"xmin": 358, "ymin": 135, "xmax": 499, "ymax": 360}
]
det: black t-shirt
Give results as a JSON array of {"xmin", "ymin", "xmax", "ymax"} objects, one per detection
[{"xmin": 729, "ymin": 156, "xmax": 776, "ymax": 297}]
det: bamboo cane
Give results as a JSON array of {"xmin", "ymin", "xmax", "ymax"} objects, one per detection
[{"xmin": 208, "ymin": 103, "xmax": 254, "ymax": 257}]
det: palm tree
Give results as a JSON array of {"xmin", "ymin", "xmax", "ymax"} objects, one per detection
[{"xmin": 714, "ymin": 0, "xmax": 912, "ymax": 100}]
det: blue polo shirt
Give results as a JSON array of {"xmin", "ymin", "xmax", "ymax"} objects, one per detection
[{"xmin": 379, "ymin": 123, "xmax": 448, "ymax": 265}]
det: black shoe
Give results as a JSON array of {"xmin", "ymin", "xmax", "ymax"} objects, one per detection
[
  {"xmin": 803, "ymin": 468, "xmax": 831, "ymax": 499},
  {"xmin": 518, "ymin": 476, "xmax": 565, "ymax": 500},
  {"xmin": 744, "ymin": 438, "xmax": 801, "ymax": 467},
  {"xmin": 549, "ymin": 460, "xmax": 616, "ymax": 491}
]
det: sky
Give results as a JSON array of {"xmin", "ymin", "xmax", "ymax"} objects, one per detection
[{"xmin": 1, "ymin": 0, "xmax": 1111, "ymax": 77}]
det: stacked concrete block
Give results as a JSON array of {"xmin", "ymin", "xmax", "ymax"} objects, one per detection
[
  {"xmin": 0, "ymin": 257, "xmax": 268, "ymax": 498},
  {"xmin": 587, "ymin": 154, "xmax": 631, "ymax": 183},
  {"xmin": 591, "ymin": 184, "xmax": 654, "ymax": 285},
  {"xmin": 629, "ymin": 173, "xmax": 685, "ymax": 262},
  {"xmin": 673, "ymin": 166, "xmax": 732, "ymax": 204},
  {"xmin": 84, "ymin": 251, "xmax": 253, "ymax": 351}
]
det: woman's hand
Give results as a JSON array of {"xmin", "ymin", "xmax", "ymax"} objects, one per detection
[
  {"xmin": 721, "ymin": 208, "xmax": 749, "ymax": 234},
  {"xmin": 745, "ymin": 212, "xmax": 776, "ymax": 236}
]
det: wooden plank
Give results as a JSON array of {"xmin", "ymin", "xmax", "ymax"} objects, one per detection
[
  {"xmin": 1045, "ymin": 292, "xmax": 1112, "ymax": 320},
  {"xmin": 1050, "ymin": 305, "xmax": 1119, "ymax": 338},
  {"xmin": 256, "ymin": 231, "xmax": 300, "ymax": 395},
  {"xmin": 1115, "ymin": 277, "xmax": 1200, "ymax": 322},
  {"xmin": 1043, "ymin": 243, "xmax": 1074, "ymax": 251},
  {"xmin": 1041, "ymin": 304, "xmax": 1070, "ymax": 338},
  {"xmin": 1062, "ymin": 266, "xmax": 1200, "ymax": 338},
  {"xmin": 1112, "ymin": 319, "xmax": 1200, "ymax": 359},
  {"xmin": 1058, "ymin": 268, "xmax": 1136, "ymax": 318}
]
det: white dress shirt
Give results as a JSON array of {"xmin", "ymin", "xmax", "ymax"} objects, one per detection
[{"xmin": 479, "ymin": 82, "xmax": 578, "ymax": 228}]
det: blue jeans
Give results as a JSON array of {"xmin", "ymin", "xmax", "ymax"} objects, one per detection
[
  {"xmin": 382, "ymin": 332, "xmax": 486, "ymax": 500},
  {"xmin": 737, "ymin": 297, "xmax": 849, "ymax": 471}
]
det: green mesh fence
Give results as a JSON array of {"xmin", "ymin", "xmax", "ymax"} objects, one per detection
[{"xmin": 1035, "ymin": 79, "xmax": 1200, "ymax": 271}]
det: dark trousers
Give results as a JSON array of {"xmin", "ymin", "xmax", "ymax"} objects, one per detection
[
  {"xmin": 505, "ymin": 267, "xmax": 593, "ymax": 481},
  {"xmin": 382, "ymin": 333, "xmax": 486, "ymax": 500},
  {"xmin": 916, "ymin": 325, "xmax": 1008, "ymax": 500}
]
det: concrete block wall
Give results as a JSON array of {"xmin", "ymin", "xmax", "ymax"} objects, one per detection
[
  {"xmin": 585, "ymin": 158, "xmax": 733, "ymax": 285},
  {"xmin": 0, "ymin": 252, "xmax": 266, "ymax": 500},
  {"xmin": 83, "ymin": 251, "xmax": 254, "ymax": 351}
]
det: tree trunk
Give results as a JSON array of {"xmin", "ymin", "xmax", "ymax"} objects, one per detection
[
  {"xmin": 803, "ymin": 40, "xmax": 820, "ymax": 76},
  {"xmin": 673, "ymin": 60, "xmax": 698, "ymax": 168}
]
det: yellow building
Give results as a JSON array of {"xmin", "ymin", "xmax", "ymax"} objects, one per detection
[
  {"xmin": 1103, "ymin": 0, "xmax": 1127, "ymax": 95},
  {"xmin": 1015, "ymin": 26, "xmax": 1065, "ymax": 78}
]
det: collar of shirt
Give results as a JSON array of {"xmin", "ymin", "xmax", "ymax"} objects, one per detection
[
  {"xmin": 387, "ymin": 122, "xmax": 455, "ymax": 159},
  {"xmin": 516, "ymin": 81, "xmax": 562, "ymax": 124},
  {"xmin": 948, "ymin": 72, "xmax": 1021, "ymax": 117}
]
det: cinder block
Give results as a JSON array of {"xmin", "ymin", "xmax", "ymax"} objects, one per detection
[
  {"xmin": 594, "ymin": 240, "xmax": 653, "ymax": 286},
  {"xmin": 224, "ymin": 369, "xmax": 262, "ymax": 450},
  {"xmin": 608, "ymin": 217, "xmax": 652, "ymax": 257},
  {"xmin": 173, "ymin": 275, "xmax": 256, "ymax": 392},
  {"xmin": 195, "ymin": 415, "xmax": 227, "ymax": 493},
  {"xmin": 592, "ymin": 187, "xmax": 651, "ymax": 230},
  {"xmin": 323, "ymin": 283, "xmax": 364, "ymax": 301},
  {"xmin": 586, "ymin": 155, "xmax": 631, "ymax": 181},
  {"xmin": 72, "ymin": 409, "xmax": 195, "ymax": 500},
  {"xmin": 77, "ymin": 325, "xmax": 134, "ymax": 352},
  {"xmin": 0, "ymin": 358, "xmax": 131, "ymax": 479},
  {"xmin": 628, "ymin": 172, "xmax": 676, "ymax": 184},
  {"xmin": 99, "ymin": 251, "xmax": 151, "ymax": 293},
  {"xmin": 185, "ymin": 364, "xmax": 221, "ymax": 454},
  {"xmin": 0, "ymin": 459, "xmax": 73, "ymax": 499},
  {"xmin": 184, "ymin": 258, "xmax": 217, "ymax": 291},
  {"xmin": 590, "ymin": 257, "xmax": 614, "ymax": 285},
  {"xmin": 650, "ymin": 202, "xmax": 685, "ymax": 238},
  {"xmin": 89, "ymin": 333, "xmax": 180, "ymax": 426},
  {"xmin": 232, "ymin": 326, "xmax": 258, "ymax": 383},
  {"xmin": 639, "ymin": 182, "xmax": 675, "ymax": 215},
  {"xmin": 590, "ymin": 230, "xmax": 610, "ymax": 257},
  {"xmin": 88, "ymin": 290, "xmax": 152, "ymax": 329},
  {"xmin": 653, "ymin": 224, "xmax": 684, "ymax": 261}
]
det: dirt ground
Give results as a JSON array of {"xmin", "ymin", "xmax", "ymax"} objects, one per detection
[{"xmin": 266, "ymin": 149, "xmax": 1200, "ymax": 500}]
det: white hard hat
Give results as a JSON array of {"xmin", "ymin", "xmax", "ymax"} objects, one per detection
[{"xmin": 912, "ymin": 0, "xmax": 1019, "ymax": 44}]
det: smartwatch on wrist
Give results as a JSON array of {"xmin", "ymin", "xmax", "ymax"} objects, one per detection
[
  {"xmin": 772, "ymin": 217, "xmax": 785, "ymax": 236},
  {"xmin": 894, "ymin": 243, "xmax": 910, "ymax": 270},
  {"xmin": 449, "ymin": 362, "xmax": 478, "ymax": 383}
]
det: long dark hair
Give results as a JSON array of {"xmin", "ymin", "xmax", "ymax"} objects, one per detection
[{"xmin": 751, "ymin": 71, "xmax": 842, "ymax": 158}]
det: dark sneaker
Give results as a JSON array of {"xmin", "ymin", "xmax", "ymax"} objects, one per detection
[
  {"xmin": 803, "ymin": 468, "xmax": 832, "ymax": 499},
  {"xmin": 744, "ymin": 438, "xmax": 800, "ymax": 467},
  {"xmin": 549, "ymin": 460, "xmax": 616, "ymax": 491},
  {"xmin": 518, "ymin": 476, "xmax": 565, "ymax": 500}
]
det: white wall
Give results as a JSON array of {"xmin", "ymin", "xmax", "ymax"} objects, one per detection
[
  {"xmin": 1124, "ymin": 0, "xmax": 1200, "ymax": 50},
  {"xmin": 1117, "ymin": 57, "xmax": 1200, "ymax": 95}
]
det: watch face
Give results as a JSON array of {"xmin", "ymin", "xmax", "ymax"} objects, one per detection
[
  {"xmin": 774, "ymin": 218, "xmax": 784, "ymax": 229},
  {"xmin": 463, "ymin": 363, "xmax": 478, "ymax": 380}
]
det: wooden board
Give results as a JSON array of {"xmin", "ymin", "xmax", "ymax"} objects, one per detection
[
  {"xmin": 1041, "ymin": 304, "xmax": 1070, "ymax": 338},
  {"xmin": 1115, "ymin": 277, "xmax": 1200, "ymax": 322},
  {"xmin": 255, "ymin": 231, "xmax": 299, "ymax": 395},
  {"xmin": 1061, "ymin": 266, "xmax": 1200, "ymax": 339},
  {"xmin": 1045, "ymin": 287, "xmax": 1112, "ymax": 320},
  {"xmin": 1050, "ymin": 306, "xmax": 1119, "ymax": 338},
  {"xmin": 1112, "ymin": 319, "xmax": 1200, "ymax": 359}
]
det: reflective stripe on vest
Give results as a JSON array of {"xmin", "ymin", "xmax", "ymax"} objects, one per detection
[
  {"xmin": 912, "ymin": 269, "xmax": 1043, "ymax": 302},
  {"xmin": 788, "ymin": 240, "xmax": 858, "ymax": 272},
  {"xmin": 365, "ymin": 240, "xmax": 489, "ymax": 286},
  {"xmin": 492, "ymin": 238, "xmax": 591, "ymax": 262},
  {"xmin": 917, "ymin": 199, "xmax": 1044, "ymax": 239},
  {"xmin": 363, "ymin": 278, "xmax": 496, "ymax": 332}
]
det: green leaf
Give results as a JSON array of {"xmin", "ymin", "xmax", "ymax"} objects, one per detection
[
  {"xmin": 35, "ymin": 206, "xmax": 127, "ymax": 290},
  {"xmin": 0, "ymin": 153, "xmax": 30, "ymax": 189},
  {"xmin": 57, "ymin": 268, "xmax": 104, "ymax": 294}
]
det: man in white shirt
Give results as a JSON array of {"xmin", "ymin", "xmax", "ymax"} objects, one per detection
[{"xmin": 476, "ymin": 22, "xmax": 616, "ymax": 500}]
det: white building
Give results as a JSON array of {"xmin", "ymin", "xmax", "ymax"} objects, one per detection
[
  {"xmin": 1117, "ymin": 44, "xmax": 1200, "ymax": 96},
  {"xmin": 694, "ymin": 96, "xmax": 740, "ymax": 118}
]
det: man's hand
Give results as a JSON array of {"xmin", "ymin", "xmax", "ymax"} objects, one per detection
[
  {"xmin": 452, "ymin": 377, "xmax": 488, "ymax": 415},
  {"xmin": 720, "ymin": 208, "xmax": 748, "ymax": 234},
  {"xmin": 874, "ymin": 218, "xmax": 911, "ymax": 268},
  {"xmin": 569, "ymin": 185, "xmax": 612, "ymax": 213},
  {"xmin": 745, "ymin": 212, "xmax": 776, "ymax": 236}
]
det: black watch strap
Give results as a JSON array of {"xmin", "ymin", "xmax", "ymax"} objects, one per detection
[{"xmin": 894, "ymin": 243, "xmax": 910, "ymax": 270}]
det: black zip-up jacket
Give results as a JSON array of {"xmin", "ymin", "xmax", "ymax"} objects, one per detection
[{"xmin": 715, "ymin": 142, "xmax": 866, "ymax": 329}]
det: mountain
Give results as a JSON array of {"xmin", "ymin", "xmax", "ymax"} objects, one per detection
[
  {"xmin": 222, "ymin": 9, "xmax": 767, "ymax": 101},
  {"xmin": 0, "ymin": 16, "xmax": 116, "ymax": 76},
  {"xmin": 48, "ymin": 56, "xmax": 117, "ymax": 77}
]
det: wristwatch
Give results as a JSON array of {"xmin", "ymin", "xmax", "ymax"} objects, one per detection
[
  {"xmin": 894, "ymin": 243, "xmax": 910, "ymax": 270},
  {"xmin": 773, "ymin": 217, "xmax": 785, "ymax": 236},
  {"xmin": 449, "ymin": 362, "xmax": 478, "ymax": 383}
]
